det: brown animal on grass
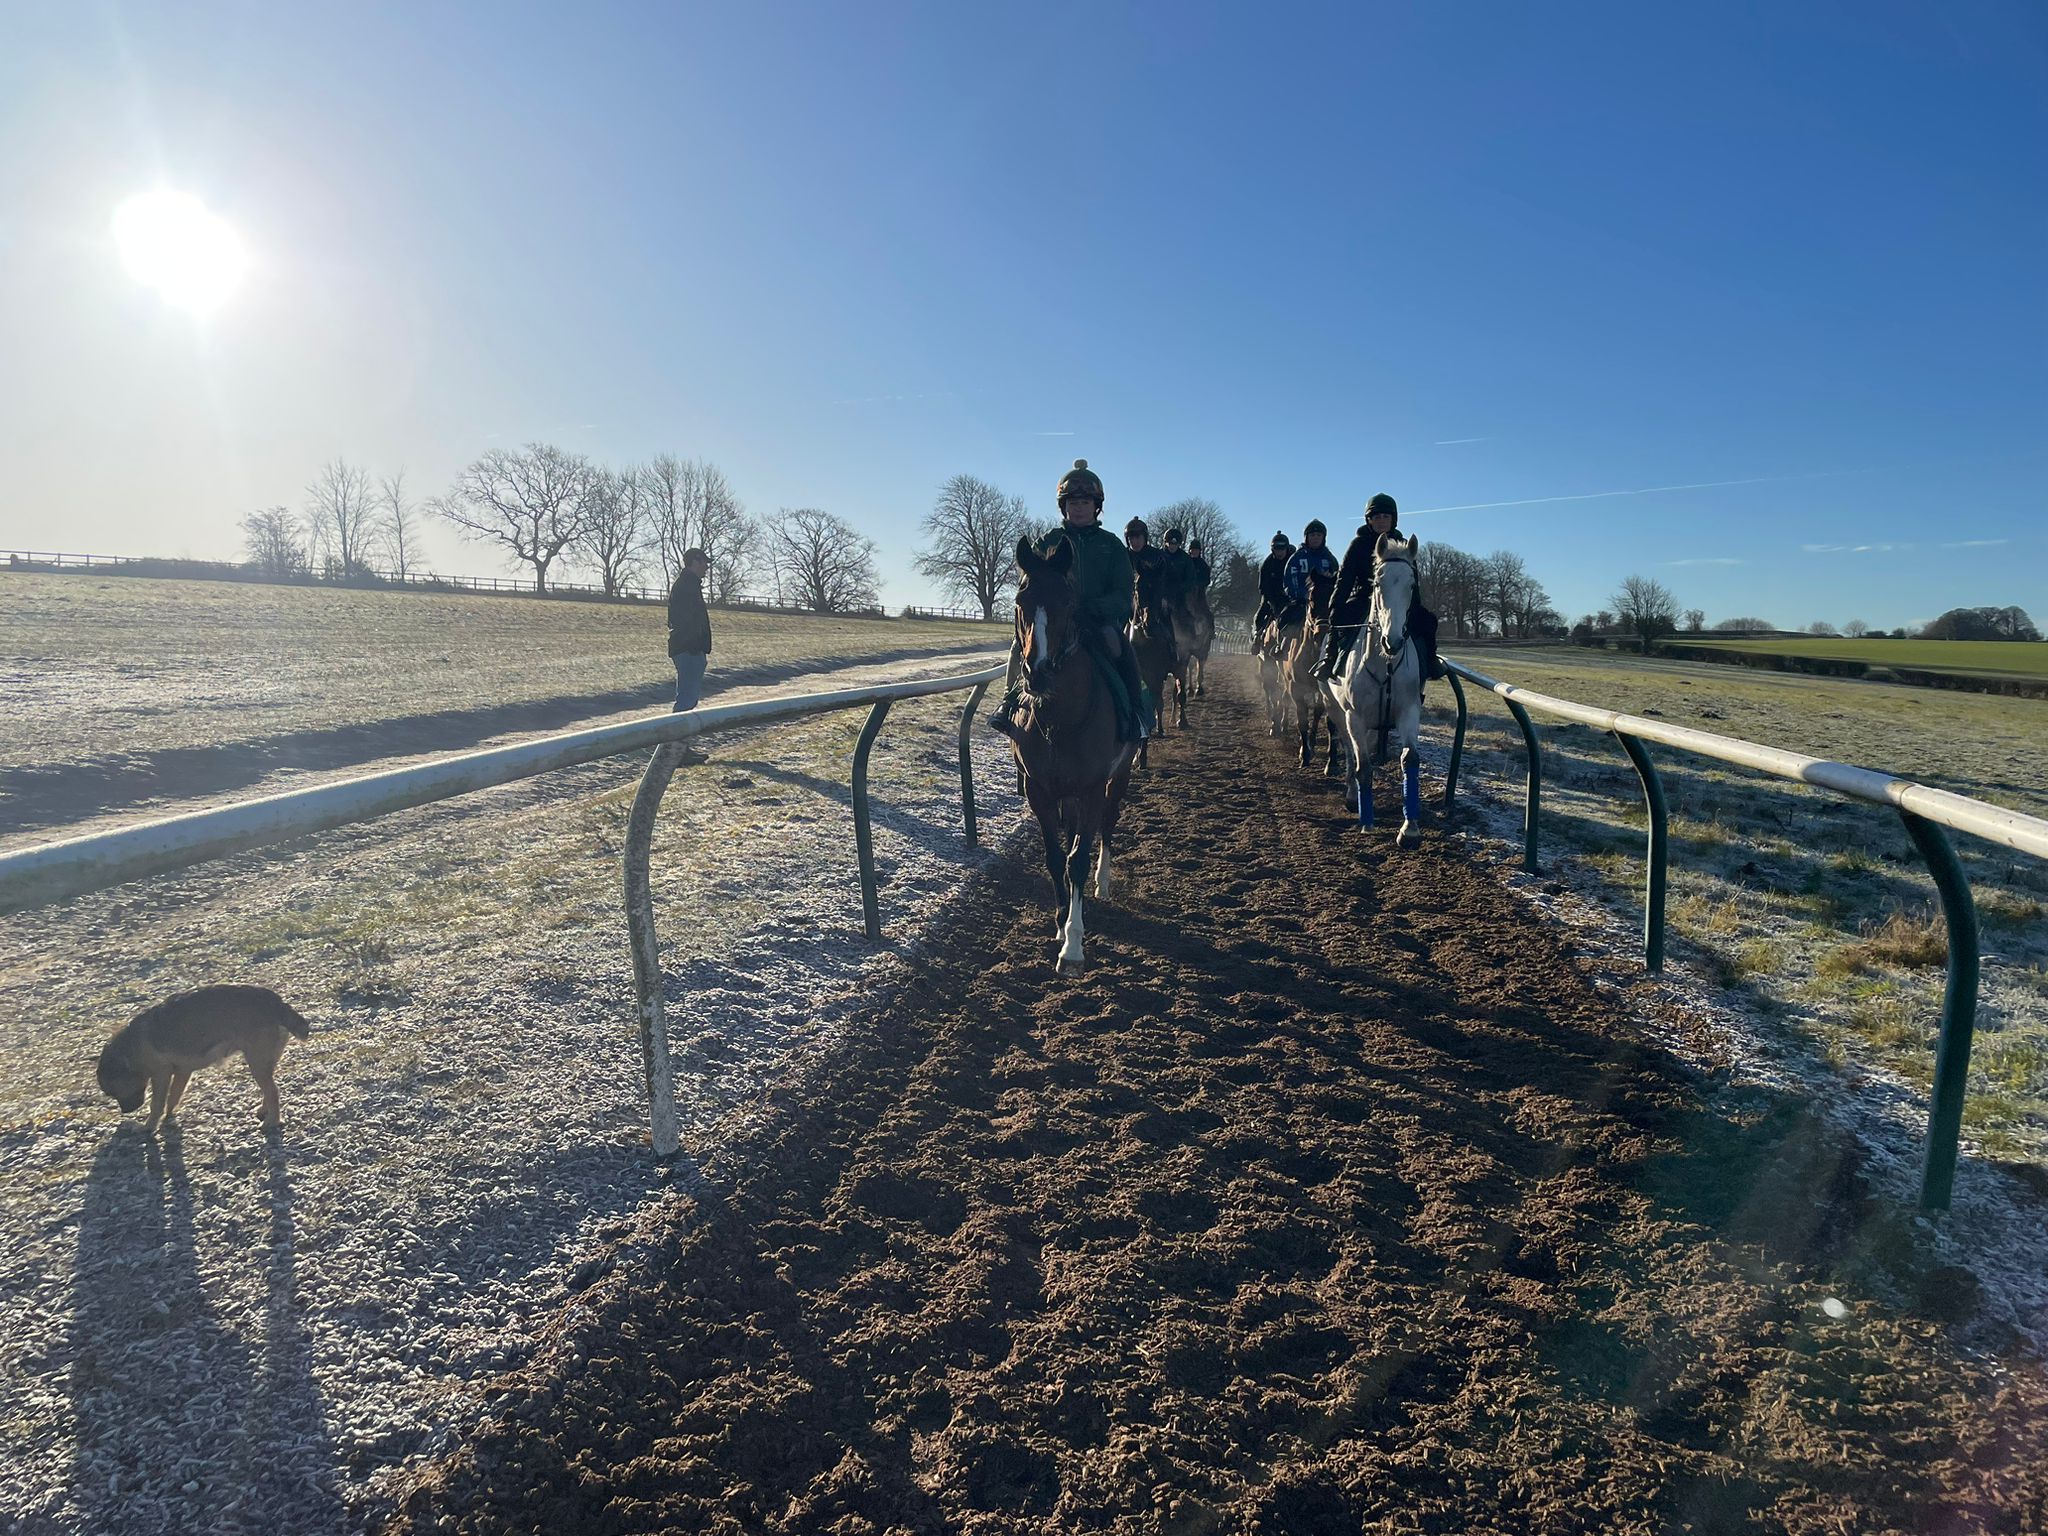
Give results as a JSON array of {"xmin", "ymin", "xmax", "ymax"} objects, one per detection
[
  {"xmin": 96, "ymin": 984, "xmax": 311, "ymax": 1134},
  {"xmin": 1009, "ymin": 536, "xmax": 1140, "ymax": 973}
]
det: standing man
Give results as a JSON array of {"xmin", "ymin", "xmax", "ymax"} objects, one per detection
[
  {"xmin": 665, "ymin": 546, "xmax": 713, "ymax": 766},
  {"xmin": 991, "ymin": 459, "xmax": 1148, "ymax": 740}
]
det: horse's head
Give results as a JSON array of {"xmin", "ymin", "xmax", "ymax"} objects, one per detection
[
  {"xmin": 1373, "ymin": 534, "xmax": 1419, "ymax": 650},
  {"xmin": 1014, "ymin": 534, "xmax": 1078, "ymax": 693}
]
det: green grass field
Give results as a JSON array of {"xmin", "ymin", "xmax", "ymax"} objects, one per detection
[{"xmin": 1667, "ymin": 634, "xmax": 2048, "ymax": 681}]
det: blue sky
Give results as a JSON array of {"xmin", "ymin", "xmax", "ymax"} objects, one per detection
[{"xmin": 2, "ymin": 2, "xmax": 2042, "ymax": 629}]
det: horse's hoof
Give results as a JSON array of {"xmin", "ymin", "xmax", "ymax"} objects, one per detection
[{"xmin": 1397, "ymin": 827, "xmax": 1421, "ymax": 849}]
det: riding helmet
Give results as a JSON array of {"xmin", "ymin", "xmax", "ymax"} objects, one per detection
[
  {"xmin": 1304, "ymin": 518, "xmax": 1327, "ymax": 538},
  {"xmin": 1163, "ymin": 527, "xmax": 1185, "ymax": 547},
  {"xmin": 1271, "ymin": 530, "xmax": 1291, "ymax": 549},
  {"xmin": 1124, "ymin": 517, "xmax": 1150, "ymax": 541},
  {"xmin": 1366, "ymin": 493, "xmax": 1398, "ymax": 519},
  {"xmin": 1057, "ymin": 458, "xmax": 1104, "ymax": 507}
]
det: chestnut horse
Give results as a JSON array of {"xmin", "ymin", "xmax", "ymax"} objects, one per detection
[
  {"xmin": 1010, "ymin": 537, "xmax": 1140, "ymax": 973},
  {"xmin": 1282, "ymin": 570, "xmax": 1343, "ymax": 774}
]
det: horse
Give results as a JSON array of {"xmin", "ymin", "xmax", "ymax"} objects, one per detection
[
  {"xmin": 1330, "ymin": 533, "xmax": 1426, "ymax": 848},
  {"xmin": 1128, "ymin": 606, "xmax": 1173, "ymax": 770},
  {"xmin": 1256, "ymin": 617, "xmax": 1294, "ymax": 736},
  {"xmin": 1009, "ymin": 536, "xmax": 1140, "ymax": 972},
  {"xmin": 1178, "ymin": 591, "xmax": 1215, "ymax": 700},
  {"xmin": 1282, "ymin": 570, "xmax": 1343, "ymax": 774}
]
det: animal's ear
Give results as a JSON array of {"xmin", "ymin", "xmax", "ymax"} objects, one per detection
[
  {"xmin": 1406, "ymin": 536, "xmax": 1420, "ymax": 557},
  {"xmin": 1375, "ymin": 533, "xmax": 1390, "ymax": 557},
  {"xmin": 1015, "ymin": 536, "xmax": 1037, "ymax": 571},
  {"xmin": 1047, "ymin": 537, "xmax": 1075, "ymax": 575}
]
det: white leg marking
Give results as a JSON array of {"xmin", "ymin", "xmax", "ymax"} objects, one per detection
[{"xmin": 1057, "ymin": 883, "xmax": 1087, "ymax": 971}]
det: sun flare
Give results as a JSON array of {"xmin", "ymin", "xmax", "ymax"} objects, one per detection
[{"xmin": 112, "ymin": 189, "xmax": 248, "ymax": 314}]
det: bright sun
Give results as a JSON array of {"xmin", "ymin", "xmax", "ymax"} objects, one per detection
[{"xmin": 112, "ymin": 189, "xmax": 248, "ymax": 314}]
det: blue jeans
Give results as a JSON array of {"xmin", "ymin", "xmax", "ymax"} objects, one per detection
[{"xmin": 671, "ymin": 651, "xmax": 707, "ymax": 712}]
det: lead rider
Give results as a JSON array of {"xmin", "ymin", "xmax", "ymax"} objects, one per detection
[{"xmin": 991, "ymin": 460, "xmax": 1149, "ymax": 741}]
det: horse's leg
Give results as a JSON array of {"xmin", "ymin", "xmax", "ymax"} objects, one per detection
[
  {"xmin": 1398, "ymin": 747, "xmax": 1422, "ymax": 848},
  {"xmin": 1174, "ymin": 666, "xmax": 1189, "ymax": 727},
  {"xmin": 1096, "ymin": 761, "xmax": 1132, "ymax": 899},
  {"xmin": 1027, "ymin": 780, "xmax": 1066, "ymax": 934},
  {"xmin": 1058, "ymin": 829, "xmax": 1092, "ymax": 972},
  {"xmin": 1323, "ymin": 708, "xmax": 1344, "ymax": 778},
  {"xmin": 1397, "ymin": 665, "xmax": 1425, "ymax": 848}
]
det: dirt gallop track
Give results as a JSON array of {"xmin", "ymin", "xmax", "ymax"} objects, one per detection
[{"xmin": 386, "ymin": 662, "xmax": 2045, "ymax": 1535}]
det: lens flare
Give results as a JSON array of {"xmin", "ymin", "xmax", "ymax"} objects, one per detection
[{"xmin": 112, "ymin": 189, "xmax": 248, "ymax": 314}]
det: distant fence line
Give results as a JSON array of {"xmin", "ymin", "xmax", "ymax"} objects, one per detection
[{"xmin": 1, "ymin": 549, "xmax": 908, "ymax": 620}]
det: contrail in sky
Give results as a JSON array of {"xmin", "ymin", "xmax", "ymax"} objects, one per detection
[
  {"xmin": 1433, "ymin": 437, "xmax": 1489, "ymax": 445},
  {"xmin": 1407, "ymin": 465, "xmax": 1880, "ymax": 516}
]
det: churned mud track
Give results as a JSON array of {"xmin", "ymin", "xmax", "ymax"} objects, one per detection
[{"xmin": 384, "ymin": 662, "xmax": 2046, "ymax": 1535}]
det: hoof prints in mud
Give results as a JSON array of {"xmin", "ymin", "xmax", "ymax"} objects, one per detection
[{"xmin": 383, "ymin": 662, "xmax": 2048, "ymax": 1536}]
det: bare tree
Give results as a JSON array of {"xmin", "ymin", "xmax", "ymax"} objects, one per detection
[
  {"xmin": 305, "ymin": 458, "xmax": 380, "ymax": 581},
  {"xmin": 436, "ymin": 443, "xmax": 599, "ymax": 594},
  {"xmin": 914, "ymin": 474, "xmax": 1035, "ymax": 619},
  {"xmin": 1418, "ymin": 542, "xmax": 1489, "ymax": 638},
  {"xmin": 380, "ymin": 470, "xmax": 421, "ymax": 580},
  {"xmin": 645, "ymin": 453, "xmax": 757, "ymax": 603},
  {"xmin": 766, "ymin": 508, "xmax": 881, "ymax": 614},
  {"xmin": 241, "ymin": 506, "xmax": 309, "ymax": 579},
  {"xmin": 1478, "ymin": 550, "xmax": 1553, "ymax": 638},
  {"xmin": 1148, "ymin": 496, "xmax": 1252, "ymax": 573},
  {"xmin": 1611, "ymin": 575, "xmax": 1680, "ymax": 654},
  {"xmin": 1712, "ymin": 615, "xmax": 1775, "ymax": 633},
  {"xmin": 575, "ymin": 466, "xmax": 651, "ymax": 597},
  {"xmin": 1806, "ymin": 620, "xmax": 1839, "ymax": 636},
  {"xmin": 1683, "ymin": 608, "xmax": 1706, "ymax": 632},
  {"xmin": 1843, "ymin": 618, "xmax": 1870, "ymax": 638}
]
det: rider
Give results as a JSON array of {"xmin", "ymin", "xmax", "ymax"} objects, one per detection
[
  {"xmin": 1315, "ymin": 493, "xmax": 1440, "ymax": 679},
  {"xmin": 1124, "ymin": 516, "xmax": 1174, "ymax": 651},
  {"xmin": 1253, "ymin": 530, "xmax": 1294, "ymax": 644},
  {"xmin": 1186, "ymin": 538, "xmax": 1212, "ymax": 592},
  {"xmin": 991, "ymin": 459, "xmax": 1148, "ymax": 740},
  {"xmin": 1280, "ymin": 520, "xmax": 1339, "ymax": 633}
]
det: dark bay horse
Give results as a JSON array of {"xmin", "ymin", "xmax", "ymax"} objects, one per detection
[
  {"xmin": 1010, "ymin": 537, "xmax": 1139, "ymax": 972},
  {"xmin": 1129, "ymin": 607, "xmax": 1173, "ymax": 770}
]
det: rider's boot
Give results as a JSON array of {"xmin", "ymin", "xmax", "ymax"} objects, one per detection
[
  {"xmin": 1312, "ymin": 632, "xmax": 1341, "ymax": 680},
  {"xmin": 1113, "ymin": 645, "xmax": 1151, "ymax": 740},
  {"xmin": 987, "ymin": 684, "xmax": 1023, "ymax": 738}
]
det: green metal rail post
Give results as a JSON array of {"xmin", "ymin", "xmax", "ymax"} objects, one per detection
[
  {"xmin": 1613, "ymin": 732, "xmax": 1669, "ymax": 973},
  {"xmin": 851, "ymin": 699, "xmax": 894, "ymax": 943},
  {"xmin": 957, "ymin": 680, "xmax": 990, "ymax": 847},
  {"xmin": 1444, "ymin": 670, "xmax": 1468, "ymax": 809},
  {"xmin": 1901, "ymin": 810, "xmax": 1981, "ymax": 1211},
  {"xmin": 1504, "ymin": 694, "xmax": 1542, "ymax": 871}
]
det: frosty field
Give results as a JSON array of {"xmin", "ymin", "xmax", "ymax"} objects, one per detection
[{"xmin": 1436, "ymin": 643, "xmax": 2048, "ymax": 1167}]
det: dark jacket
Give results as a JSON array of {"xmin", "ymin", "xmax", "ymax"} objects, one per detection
[
  {"xmin": 1129, "ymin": 545, "xmax": 1171, "ymax": 624},
  {"xmin": 1330, "ymin": 524, "xmax": 1381, "ymax": 630},
  {"xmin": 666, "ymin": 572, "xmax": 712, "ymax": 656},
  {"xmin": 1258, "ymin": 550, "xmax": 1292, "ymax": 608}
]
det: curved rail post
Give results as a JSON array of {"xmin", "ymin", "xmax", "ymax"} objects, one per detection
[
  {"xmin": 957, "ymin": 679, "xmax": 990, "ymax": 846},
  {"xmin": 1613, "ymin": 731, "xmax": 1669, "ymax": 973},
  {"xmin": 1504, "ymin": 694, "xmax": 1542, "ymax": 871},
  {"xmin": 623, "ymin": 742, "xmax": 684, "ymax": 1158},
  {"xmin": 852, "ymin": 698, "xmax": 894, "ymax": 944},
  {"xmin": 1444, "ymin": 669, "xmax": 1468, "ymax": 808},
  {"xmin": 1901, "ymin": 810, "xmax": 1981, "ymax": 1211}
]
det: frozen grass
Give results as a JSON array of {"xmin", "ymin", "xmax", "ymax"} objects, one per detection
[
  {"xmin": 0, "ymin": 571, "xmax": 996, "ymax": 770},
  {"xmin": 1437, "ymin": 644, "xmax": 2048, "ymax": 1165}
]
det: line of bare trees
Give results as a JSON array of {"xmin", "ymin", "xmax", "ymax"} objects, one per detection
[
  {"xmin": 1417, "ymin": 543, "xmax": 1562, "ymax": 639},
  {"xmin": 239, "ymin": 443, "xmax": 890, "ymax": 614}
]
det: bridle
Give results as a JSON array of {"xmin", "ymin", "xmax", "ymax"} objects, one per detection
[
  {"xmin": 1362, "ymin": 549, "xmax": 1417, "ymax": 757},
  {"xmin": 1018, "ymin": 590, "xmax": 1080, "ymax": 701}
]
